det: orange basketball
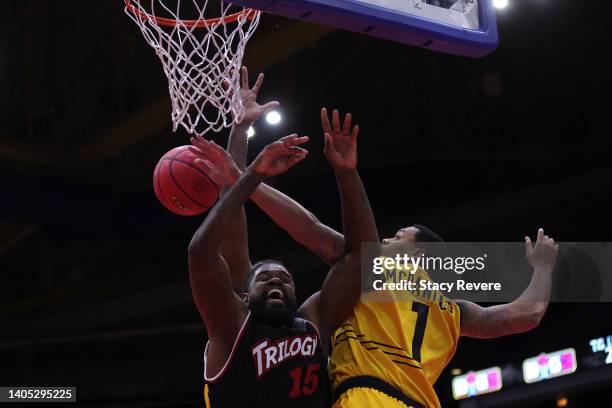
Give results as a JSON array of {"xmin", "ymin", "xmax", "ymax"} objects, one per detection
[{"xmin": 153, "ymin": 145, "xmax": 219, "ymax": 216}]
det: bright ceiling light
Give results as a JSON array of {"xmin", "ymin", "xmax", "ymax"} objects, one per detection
[
  {"xmin": 265, "ymin": 110, "xmax": 282, "ymax": 125},
  {"xmin": 493, "ymin": 0, "xmax": 508, "ymax": 9},
  {"xmin": 247, "ymin": 126, "xmax": 255, "ymax": 138}
]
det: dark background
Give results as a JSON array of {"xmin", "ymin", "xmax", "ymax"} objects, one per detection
[{"xmin": 1, "ymin": 1, "xmax": 611, "ymax": 406}]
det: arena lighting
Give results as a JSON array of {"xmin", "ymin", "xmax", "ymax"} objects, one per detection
[
  {"xmin": 451, "ymin": 368, "xmax": 462, "ymax": 376},
  {"xmin": 247, "ymin": 126, "xmax": 255, "ymax": 138},
  {"xmin": 493, "ymin": 0, "xmax": 508, "ymax": 9},
  {"xmin": 557, "ymin": 396, "xmax": 568, "ymax": 408},
  {"xmin": 452, "ymin": 367, "xmax": 502, "ymax": 400},
  {"xmin": 522, "ymin": 348, "xmax": 577, "ymax": 384},
  {"xmin": 265, "ymin": 110, "xmax": 282, "ymax": 125}
]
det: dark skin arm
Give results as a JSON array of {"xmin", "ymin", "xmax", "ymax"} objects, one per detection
[
  {"xmin": 188, "ymin": 135, "xmax": 308, "ymax": 375},
  {"xmin": 192, "ymin": 109, "xmax": 377, "ymax": 266},
  {"xmin": 187, "ymin": 169, "xmax": 261, "ymax": 376},
  {"xmin": 322, "ymin": 109, "xmax": 378, "ymax": 255},
  {"xmin": 191, "ymin": 67, "xmax": 279, "ymax": 291},
  {"xmin": 215, "ymin": 122, "xmax": 252, "ymax": 292},
  {"xmin": 456, "ymin": 228, "xmax": 558, "ymax": 338},
  {"xmin": 298, "ymin": 109, "xmax": 380, "ymax": 348},
  {"xmin": 250, "ymin": 183, "xmax": 346, "ymax": 265},
  {"xmin": 202, "ymin": 158, "xmax": 347, "ymax": 265}
]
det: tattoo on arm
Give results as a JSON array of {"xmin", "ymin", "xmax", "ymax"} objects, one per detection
[
  {"xmin": 251, "ymin": 182, "xmax": 346, "ymax": 265},
  {"xmin": 457, "ymin": 300, "xmax": 535, "ymax": 339},
  {"xmin": 315, "ymin": 233, "xmax": 345, "ymax": 265}
]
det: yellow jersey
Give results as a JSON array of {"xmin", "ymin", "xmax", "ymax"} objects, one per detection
[{"xmin": 329, "ymin": 263, "xmax": 461, "ymax": 407}]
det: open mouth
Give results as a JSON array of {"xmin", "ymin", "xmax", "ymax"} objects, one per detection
[{"xmin": 267, "ymin": 288, "xmax": 285, "ymax": 300}]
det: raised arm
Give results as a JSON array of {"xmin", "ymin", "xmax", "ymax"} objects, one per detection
[
  {"xmin": 190, "ymin": 67, "xmax": 280, "ymax": 291},
  {"xmin": 188, "ymin": 135, "xmax": 308, "ymax": 372},
  {"xmin": 191, "ymin": 116, "xmax": 347, "ymax": 265},
  {"xmin": 321, "ymin": 108, "xmax": 379, "ymax": 254},
  {"xmin": 187, "ymin": 160, "xmax": 263, "ymax": 345},
  {"xmin": 300, "ymin": 109, "xmax": 380, "ymax": 344},
  {"xmin": 456, "ymin": 228, "xmax": 558, "ymax": 339}
]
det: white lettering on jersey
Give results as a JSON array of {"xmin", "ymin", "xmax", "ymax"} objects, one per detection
[{"xmin": 251, "ymin": 334, "xmax": 319, "ymax": 378}]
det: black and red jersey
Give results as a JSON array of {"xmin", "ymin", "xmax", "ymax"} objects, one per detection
[{"xmin": 203, "ymin": 312, "xmax": 330, "ymax": 407}]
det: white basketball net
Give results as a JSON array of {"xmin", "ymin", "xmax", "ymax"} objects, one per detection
[{"xmin": 124, "ymin": 0, "xmax": 261, "ymax": 136}]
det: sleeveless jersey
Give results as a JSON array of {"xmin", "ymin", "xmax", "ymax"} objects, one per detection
[
  {"xmin": 329, "ymin": 263, "xmax": 461, "ymax": 408},
  {"xmin": 203, "ymin": 312, "xmax": 330, "ymax": 407}
]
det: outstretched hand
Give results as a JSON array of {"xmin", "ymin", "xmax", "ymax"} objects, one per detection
[
  {"xmin": 226, "ymin": 66, "xmax": 279, "ymax": 126},
  {"xmin": 321, "ymin": 108, "xmax": 359, "ymax": 172},
  {"xmin": 251, "ymin": 134, "xmax": 309, "ymax": 177},
  {"xmin": 525, "ymin": 228, "xmax": 559, "ymax": 270},
  {"xmin": 189, "ymin": 135, "xmax": 241, "ymax": 188}
]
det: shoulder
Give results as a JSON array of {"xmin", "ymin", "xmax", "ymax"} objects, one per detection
[
  {"xmin": 293, "ymin": 316, "xmax": 322, "ymax": 339},
  {"xmin": 297, "ymin": 291, "xmax": 330, "ymax": 351},
  {"xmin": 297, "ymin": 291, "xmax": 321, "ymax": 327}
]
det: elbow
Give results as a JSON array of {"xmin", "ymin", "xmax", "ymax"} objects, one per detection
[
  {"xmin": 187, "ymin": 242, "xmax": 201, "ymax": 269},
  {"xmin": 306, "ymin": 210, "xmax": 320, "ymax": 226},
  {"xmin": 187, "ymin": 236, "xmax": 201, "ymax": 258},
  {"xmin": 523, "ymin": 312, "xmax": 542, "ymax": 332},
  {"xmin": 529, "ymin": 303, "xmax": 547, "ymax": 328},
  {"xmin": 188, "ymin": 234, "xmax": 214, "ymax": 265},
  {"xmin": 304, "ymin": 213, "xmax": 326, "ymax": 238},
  {"xmin": 518, "ymin": 303, "xmax": 547, "ymax": 333}
]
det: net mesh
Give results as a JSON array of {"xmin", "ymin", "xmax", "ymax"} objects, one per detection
[{"xmin": 124, "ymin": 0, "xmax": 261, "ymax": 136}]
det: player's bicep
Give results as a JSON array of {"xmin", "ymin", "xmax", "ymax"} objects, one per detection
[
  {"xmin": 189, "ymin": 253, "xmax": 245, "ymax": 342},
  {"xmin": 298, "ymin": 291, "xmax": 333, "ymax": 355},
  {"xmin": 297, "ymin": 291, "xmax": 321, "ymax": 330},
  {"xmin": 315, "ymin": 253, "xmax": 361, "ymax": 336}
]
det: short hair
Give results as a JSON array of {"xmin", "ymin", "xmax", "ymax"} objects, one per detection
[
  {"xmin": 413, "ymin": 224, "xmax": 444, "ymax": 243},
  {"xmin": 243, "ymin": 259, "xmax": 291, "ymax": 292},
  {"xmin": 413, "ymin": 224, "xmax": 447, "ymax": 258}
]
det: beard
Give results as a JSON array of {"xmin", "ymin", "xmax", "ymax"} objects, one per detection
[{"xmin": 248, "ymin": 294, "xmax": 298, "ymax": 326}]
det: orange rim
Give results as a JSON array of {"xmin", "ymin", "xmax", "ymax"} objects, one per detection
[{"xmin": 124, "ymin": 0, "xmax": 259, "ymax": 28}]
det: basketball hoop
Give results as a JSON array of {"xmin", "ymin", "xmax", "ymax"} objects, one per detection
[{"xmin": 124, "ymin": 0, "xmax": 261, "ymax": 136}]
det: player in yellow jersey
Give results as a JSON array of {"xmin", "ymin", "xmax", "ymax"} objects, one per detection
[
  {"xmin": 328, "ymin": 225, "xmax": 556, "ymax": 407},
  {"xmin": 202, "ymin": 106, "xmax": 559, "ymax": 407},
  {"xmin": 330, "ymin": 243, "xmax": 461, "ymax": 408}
]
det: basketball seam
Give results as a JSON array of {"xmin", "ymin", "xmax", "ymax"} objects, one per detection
[
  {"xmin": 168, "ymin": 161, "xmax": 206, "ymax": 210},
  {"xmin": 155, "ymin": 161, "xmax": 172, "ymax": 210},
  {"xmin": 164, "ymin": 157, "xmax": 220, "ymax": 203}
]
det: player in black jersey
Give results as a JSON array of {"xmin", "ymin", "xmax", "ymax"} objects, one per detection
[{"xmin": 188, "ymin": 68, "xmax": 379, "ymax": 407}]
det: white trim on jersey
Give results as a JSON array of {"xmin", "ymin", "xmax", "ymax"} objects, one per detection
[
  {"xmin": 203, "ymin": 312, "xmax": 251, "ymax": 382},
  {"xmin": 303, "ymin": 318, "xmax": 322, "ymax": 342}
]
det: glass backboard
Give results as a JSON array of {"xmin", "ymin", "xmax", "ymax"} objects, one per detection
[{"xmin": 228, "ymin": 0, "xmax": 498, "ymax": 57}]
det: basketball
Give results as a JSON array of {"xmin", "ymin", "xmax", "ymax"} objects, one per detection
[{"xmin": 153, "ymin": 145, "xmax": 219, "ymax": 216}]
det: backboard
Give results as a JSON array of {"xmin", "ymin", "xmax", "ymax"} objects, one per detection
[{"xmin": 227, "ymin": 0, "xmax": 498, "ymax": 57}]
